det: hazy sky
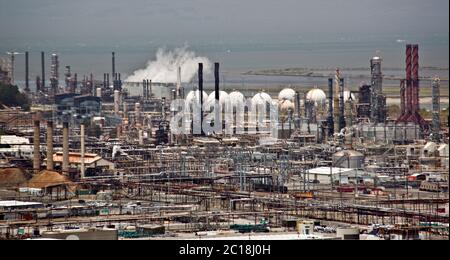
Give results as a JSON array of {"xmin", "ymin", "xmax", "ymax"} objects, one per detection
[{"xmin": 0, "ymin": 0, "xmax": 448, "ymax": 44}]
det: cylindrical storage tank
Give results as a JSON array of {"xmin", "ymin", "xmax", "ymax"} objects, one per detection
[
  {"xmin": 332, "ymin": 150, "xmax": 365, "ymax": 169},
  {"xmin": 336, "ymin": 227, "xmax": 360, "ymax": 240},
  {"xmin": 96, "ymin": 88, "xmax": 102, "ymax": 98}
]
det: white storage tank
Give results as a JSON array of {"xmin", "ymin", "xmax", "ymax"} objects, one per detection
[{"xmin": 332, "ymin": 150, "xmax": 365, "ymax": 169}]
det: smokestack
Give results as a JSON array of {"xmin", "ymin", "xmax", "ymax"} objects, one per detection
[
  {"xmin": 62, "ymin": 122, "xmax": 69, "ymax": 174},
  {"xmin": 106, "ymin": 73, "xmax": 110, "ymax": 87},
  {"xmin": 103, "ymin": 73, "xmax": 107, "ymax": 89},
  {"xmin": 400, "ymin": 80, "xmax": 406, "ymax": 118},
  {"xmin": 339, "ymin": 78, "xmax": 346, "ymax": 131},
  {"xmin": 112, "ymin": 52, "xmax": 116, "ymax": 78},
  {"xmin": 177, "ymin": 67, "xmax": 182, "ymax": 98},
  {"xmin": 327, "ymin": 78, "xmax": 334, "ymax": 137},
  {"xmin": 33, "ymin": 120, "xmax": 41, "ymax": 174},
  {"xmin": 412, "ymin": 44, "xmax": 419, "ymax": 114},
  {"xmin": 80, "ymin": 124, "xmax": 85, "ymax": 179},
  {"xmin": 432, "ymin": 77, "xmax": 441, "ymax": 142},
  {"xmin": 36, "ymin": 76, "xmax": 41, "ymax": 94},
  {"xmin": 114, "ymin": 90, "xmax": 120, "ymax": 115},
  {"xmin": 147, "ymin": 80, "xmax": 152, "ymax": 99},
  {"xmin": 142, "ymin": 79, "xmax": 147, "ymax": 99},
  {"xmin": 41, "ymin": 52, "xmax": 45, "ymax": 88},
  {"xmin": 214, "ymin": 63, "xmax": 220, "ymax": 100},
  {"xmin": 214, "ymin": 63, "xmax": 220, "ymax": 133},
  {"xmin": 73, "ymin": 73, "xmax": 78, "ymax": 93},
  {"xmin": 89, "ymin": 73, "xmax": 93, "ymax": 94},
  {"xmin": 334, "ymin": 69, "xmax": 340, "ymax": 133},
  {"xmin": 198, "ymin": 63, "xmax": 204, "ymax": 136},
  {"xmin": 25, "ymin": 51, "xmax": 29, "ymax": 92},
  {"xmin": 46, "ymin": 121, "xmax": 54, "ymax": 171},
  {"xmin": 406, "ymin": 44, "xmax": 413, "ymax": 116}
]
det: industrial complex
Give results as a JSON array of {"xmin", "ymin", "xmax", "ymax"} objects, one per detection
[{"xmin": 0, "ymin": 44, "xmax": 448, "ymax": 241}]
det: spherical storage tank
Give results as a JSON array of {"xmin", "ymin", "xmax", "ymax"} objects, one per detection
[
  {"xmin": 185, "ymin": 90, "xmax": 208, "ymax": 106},
  {"xmin": 252, "ymin": 92, "xmax": 272, "ymax": 105},
  {"xmin": 205, "ymin": 91, "xmax": 229, "ymax": 107},
  {"xmin": 228, "ymin": 91, "xmax": 245, "ymax": 107},
  {"xmin": 332, "ymin": 150, "xmax": 365, "ymax": 169},
  {"xmin": 306, "ymin": 88, "xmax": 327, "ymax": 104},
  {"xmin": 279, "ymin": 100, "xmax": 295, "ymax": 121},
  {"xmin": 278, "ymin": 88, "xmax": 296, "ymax": 102}
]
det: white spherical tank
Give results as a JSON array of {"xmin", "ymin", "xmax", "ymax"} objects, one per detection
[
  {"xmin": 206, "ymin": 91, "xmax": 229, "ymax": 107},
  {"xmin": 229, "ymin": 91, "xmax": 245, "ymax": 107},
  {"xmin": 278, "ymin": 88, "xmax": 296, "ymax": 102},
  {"xmin": 306, "ymin": 88, "xmax": 327, "ymax": 104},
  {"xmin": 252, "ymin": 92, "xmax": 272, "ymax": 106},
  {"xmin": 185, "ymin": 90, "xmax": 208, "ymax": 105}
]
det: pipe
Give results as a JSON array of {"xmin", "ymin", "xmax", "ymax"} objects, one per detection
[
  {"xmin": 33, "ymin": 120, "xmax": 41, "ymax": 174},
  {"xmin": 62, "ymin": 122, "xmax": 69, "ymax": 174},
  {"xmin": 46, "ymin": 121, "xmax": 54, "ymax": 171},
  {"xmin": 80, "ymin": 124, "xmax": 85, "ymax": 179}
]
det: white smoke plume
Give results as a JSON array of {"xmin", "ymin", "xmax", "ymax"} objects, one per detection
[{"xmin": 126, "ymin": 46, "xmax": 212, "ymax": 83}]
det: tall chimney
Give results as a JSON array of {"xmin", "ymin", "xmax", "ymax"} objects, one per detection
[
  {"xmin": 114, "ymin": 90, "xmax": 120, "ymax": 115},
  {"xmin": 432, "ymin": 77, "xmax": 441, "ymax": 142},
  {"xmin": 177, "ymin": 66, "xmax": 182, "ymax": 98},
  {"xmin": 147, "ymin": 80, "xmax": 152, "ymax": 99},
  {"xmin": 214, "ymin": 63, "xmax": 221, "ymax": 133},
  {"xmin": 339, "ymin": 78, "xmax": 346, "ymax": 131},
  {"xmin": 411, "ymin": 44, "xmax": 419, "ymax": 114},
  {"xmin": 62, "ymin": 122, "xmax": 69, "ymax": 174},
  {"xmin": 33, "ymin": 120, "xmax": 41, "ymax": 174},
  {"xmin": 198, "ymin": 63, "xmax": 204, "ymax": 136},
  {"xmin": 106, "ymin": 73, "xmax": 110, "ymax": 87},
  {"xmin": 327, "ymin": 78, "xmax": 334, "ymax": 137},
  {"xmin": 25, "ymin": 51, "xmax": 30, "ymax": 92},
  {"xmin": 400, "ymin": 80, "xmax": 406, "ymax": 118},
  {"xmin": 46, "ymin": 121, "xmax": 54, "ymax": 171},
  {"xmin": 41, "ymin": 52, "xmax": 45, "ymax": 88},
  {"xmin": 112, "ymin": 52, "xmax": 116, "ymax": 78},
  {"xmin": 80, "ymin": 124, "xmax": 85, "ymax": 179},
  {"xmin": 405, "ymin": 44, "xmax": 413, "ymax": 116},
  {"xmin": 142, "ymin": 79, "xmax": 147, "ymax": 99},
  {"xmin": 214, "ymin": 63, "xmax": 220, "ymax": 100}
]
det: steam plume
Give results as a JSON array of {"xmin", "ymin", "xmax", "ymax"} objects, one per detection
[{"xmin": 126, "ymin": 46, "xmax": 212, "ymax": 83}]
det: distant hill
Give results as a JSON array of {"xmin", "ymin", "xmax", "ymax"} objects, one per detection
[{"xmin": 0, "ymin": 83, "xmax": 30, "ymax": 111}]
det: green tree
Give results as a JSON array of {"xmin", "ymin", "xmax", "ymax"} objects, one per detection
[{"xmin": 0, "ymin": 83, "xmax": 30, "ymax": 111}]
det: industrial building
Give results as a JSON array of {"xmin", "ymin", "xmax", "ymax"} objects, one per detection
[{"xmin": 0, "ymin": 44, "xmax": 448, "ymax": 241}]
